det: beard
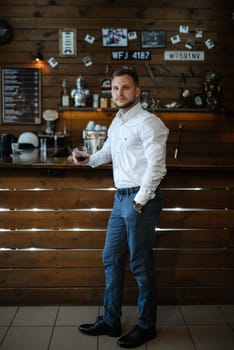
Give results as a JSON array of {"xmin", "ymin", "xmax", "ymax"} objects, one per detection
[{"xmin": 113, "ymin": 96, "xmax": 138, "ymax": 110}]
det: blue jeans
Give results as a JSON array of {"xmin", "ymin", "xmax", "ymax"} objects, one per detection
[{"xmin": 103, "ymin": 187, "xmax": 163, "ymax": 329}]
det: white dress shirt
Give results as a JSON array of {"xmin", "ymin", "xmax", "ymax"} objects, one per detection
[{"xmin": 89, "ymin": 103, "xmax": 169, "ymax": 205}]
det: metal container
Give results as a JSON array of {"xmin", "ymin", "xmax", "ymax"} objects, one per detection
[{"xmin": 82, "ymin": 122, "xmax": 107, "ymax": 154}]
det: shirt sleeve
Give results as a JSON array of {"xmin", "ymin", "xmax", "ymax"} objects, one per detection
[
  {"xmin": 133, "ymin": 116, "xmax": 169, "ymax": 206},
  {"xmin": 88, "ymin": 130, "xmax": 112, "ymax": 168}
]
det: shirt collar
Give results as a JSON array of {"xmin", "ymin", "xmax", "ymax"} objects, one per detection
[{"xmin": 117, "ymin": 102, "xmax": 142, "ymax": 123}]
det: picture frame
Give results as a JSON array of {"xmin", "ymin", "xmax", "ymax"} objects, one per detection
[
  {"xmin": 1, "ymin": 67, "xmax": 41, "ymax": 125},
  {"xmin": 102, "ymin": 28, "xmax": 128, "ymax": 47},
  {"xmin": 141, "ymin": 30, "xmax": 166, "ymax": 48},
  {"xmin": 59, "ymin": 28, "xmax": 77, "ymax": 56}
]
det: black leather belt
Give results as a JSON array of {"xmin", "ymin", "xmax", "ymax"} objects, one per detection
[{"xmin": 117, "ymin": 186, "xmax": 140, "ymax": 195}]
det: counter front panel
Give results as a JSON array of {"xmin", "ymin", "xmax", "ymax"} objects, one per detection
[{"xmin": 0, "ymin": 165, "xmax": 233, "ymax": 305}]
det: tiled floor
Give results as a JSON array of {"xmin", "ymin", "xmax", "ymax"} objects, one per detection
[{"xmin": 0, "ymin": 304, "xmax": 233, "ymax": 350}]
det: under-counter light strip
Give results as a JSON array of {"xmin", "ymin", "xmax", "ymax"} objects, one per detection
[
  {"xmin": 0, "ymin": 227, "xmax": 225, "ymax": 232},
  {"xmin": 0, "ymin": 207, "xmax": 229, "ymax": 211},
  {"xmin": 0, "ymin": 187, "xmax": 117, "ymax": 191},
  {"xmin": 0, "ymin": 187, "xmax": 231, "ymax": 191}
]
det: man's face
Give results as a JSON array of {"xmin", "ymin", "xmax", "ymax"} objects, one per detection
[{"xmin": 111, "ymin": 74, "xmax": 141, "ymax": 113}]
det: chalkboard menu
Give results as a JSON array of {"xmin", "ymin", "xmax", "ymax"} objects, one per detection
[{"xmin": 1, "ymin": 67, "xmax": 41, "ymax": 124}]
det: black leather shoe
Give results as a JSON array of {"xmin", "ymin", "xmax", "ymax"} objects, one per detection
[
  {"xmin": 79, "ymin": 316, "xmax": 121, "ymax": 337},
  {"xmin": 117, "ymin": 325, "xmax": 156, "ymax": 348}
]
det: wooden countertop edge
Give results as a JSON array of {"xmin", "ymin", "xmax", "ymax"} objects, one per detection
[{"xmin": 0, "ymin": 158, "xmax": 233, "ymax": 170}]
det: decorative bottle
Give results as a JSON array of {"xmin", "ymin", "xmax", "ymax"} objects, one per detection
[{"xmin": 61, "ymin": 79, "xmax": 70, "ymax": 107}]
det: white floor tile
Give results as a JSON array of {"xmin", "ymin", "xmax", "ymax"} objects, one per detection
[
  {"xmin": 0, "ymin": 307, "xmax": 18, "ymax": 326},
  {"xmin": 180, "ymin": 305, "xmax": 226, "ymax": 324},
  {"xmin": 219, "ymin": 305, "xmax": 234, "ymax": 324},
  {"xmin": 56, "ymin": 306, "xmax": 99, "ymax": 325},
  {"xmin": 0, "ymin": 304, "xmax": 233, "ymax": 350},
  {"xmin": 157, "ymin": 305, "xmax": 185, "ymax": 325},
  {"xmin": 49, "ymin": 326, "xmax": 97, "ymax": 350},
  {"xmin": 189, "ymin": 324, "xmax": 234, "ymax": 350},
  {"xmin": 0, "ymin": 327, "xmax": 8, "ymax": 343},
  {"xmin": 99, "ymin": 335, "xmax": 130, "ymax": 350},
  {"xmin": 0, "ymin": 326, "xmax": 52, "ymax": 350},
  {"xmin": 121, "ymin": 306, "xmax": 138, "ymax": 327},
  {"xmin": 12, "ymin": 306, "xmax": 58, "ymax": 326},
  {"xmin": 101, "ymin": 333, "xmax": 148, "ymax": 350},
  {"xmin": 148, "ymin": 325, "xmax": 195, "ymax": 350}
]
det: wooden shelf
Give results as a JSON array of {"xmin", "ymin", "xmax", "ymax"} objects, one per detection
[
  {"xmin": 58, "ymin": 107, "xmax": 117, "ymax": 112},
  {"xmin": 58, "ymin": 106, "xmax": 224, "ymax": 113}
]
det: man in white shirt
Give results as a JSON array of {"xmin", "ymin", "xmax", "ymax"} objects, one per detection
[{"xmin": 73, "ymin": 66, "xmax": 169, "ymax": 348}]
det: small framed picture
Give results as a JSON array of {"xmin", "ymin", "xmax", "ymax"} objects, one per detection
[
  {"xmin": 185, "ymin": 38, "xmax": 195, "ymax": 50},
  {"xmin": 179, "ymin": 25, "xmax": 189, "ymax": 34},
  {"xmin": 205, "ymin": 38, "xmax": 215, "ymax": 50},
  {"xmin": 195, "ymin": 28, "xmax": 203, "ymax": 39},
  {"xmin": 170, "ymin": 34, "xmax": 181, "ymax": 45},
  {"xmin": 59, "ymin": 28, "xmax": 77, "ymax": 56},
  {"xmin": 84, "ymin": 34, "xmax": 95, "ymax": 44},
  {"xmin": 128, "ymin": 31, "xmax": 137, "ymax": 40},
  {"xmin": 102, "ymin": 28, "xmax": 128, "ymax": 47},
  {"xmin": 141, "ymin": 30, "xmax": 166, "ymax": 48},
  {"xmin": 48, "ymin": 57, "xmax": 59, "ymax": 68},
  {"xmin": 82, "ymin": 56, "xmax": 93, "ymax": 67}
]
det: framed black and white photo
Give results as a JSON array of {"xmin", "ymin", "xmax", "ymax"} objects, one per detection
[
  {"xmin": 59, "ymin": 28, "xmax": 77, "ymax": 56},
  {"xmin": 102, "ymin": 28, "xmax": 128, "ymax": 47},
  {"xmin": 141, "ymin": 30, "xmax": 166, "ymax": 48},
  {"xmin": 1, "ymin": 67, "xmax": 41, "ymax": 125}
]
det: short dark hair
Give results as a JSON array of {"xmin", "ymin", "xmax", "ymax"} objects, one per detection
[{"xmin": 111, "ymin": 66, "xmax": 139, "ymax": 86}]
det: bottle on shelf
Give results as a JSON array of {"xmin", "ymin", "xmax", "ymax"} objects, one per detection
[{"xmin": 61, "ymin": 79, "xmax": 70, "ymax": 107}]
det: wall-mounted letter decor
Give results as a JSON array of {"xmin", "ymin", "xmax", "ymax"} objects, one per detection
[{"xmin": 59, "ymin": 28, "xmax": 77, "ymax": 56}]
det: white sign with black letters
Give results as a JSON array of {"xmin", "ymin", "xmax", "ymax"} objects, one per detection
[
  {"xmin": 164, "ymin": 51, "xmax": 205, "ymax": 61},
  {"xmin": 111, "ymin": 50, "xmax": 151, "ymax": 60}
]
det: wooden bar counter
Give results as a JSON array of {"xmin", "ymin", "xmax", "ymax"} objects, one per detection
[{"xmin": 0, "ymin": 111, "xmax": 234, "ymax": 305}]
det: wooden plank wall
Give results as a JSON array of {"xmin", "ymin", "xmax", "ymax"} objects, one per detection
[
  {"xmin": 59, "ymin": 109, "xmax": 234, "ymax": 157},
  {"xmin": 0, "ymin": 163, "xmax": 233, "ymax": 305},
  {"xmin": 0, "ymin": 0, "xmax": 234, "ymax": 140},
  {"xmin": 0, "ymin": 0, "xmax": 234, "ymax": 305}
]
